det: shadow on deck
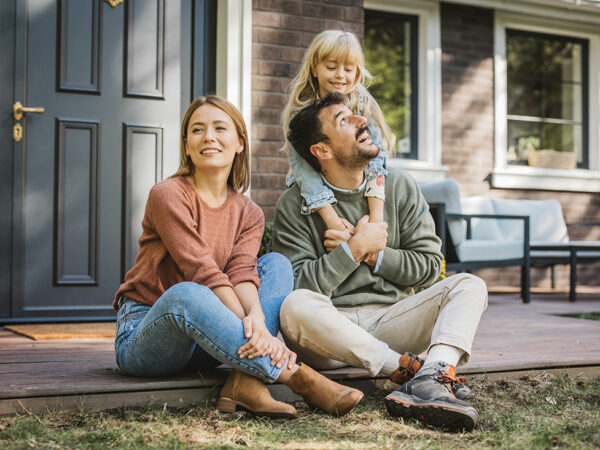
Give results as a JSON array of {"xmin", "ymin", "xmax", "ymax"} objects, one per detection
[{"xmin": 2, "ymin": 293, "xmax": 600, "ymax": 416}]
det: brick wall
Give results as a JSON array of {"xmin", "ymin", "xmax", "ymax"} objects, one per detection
[
  {"xmin": 440, "ymin": 2, "xmax": 600, "ymax": 290},
  {"xmin": 251, "ymin": 0, "xmax": 364, "ymax": 220}
]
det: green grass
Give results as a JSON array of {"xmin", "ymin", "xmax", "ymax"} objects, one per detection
[
  {"xmin": 556, "ymin": 311, "xmax": 600, "ymax": 321},
  {"xmin": 1, "ymin": 371, "xmax": 599, "ymax": 449}
]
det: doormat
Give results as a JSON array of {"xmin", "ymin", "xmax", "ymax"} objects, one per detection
[{"xmin": 4, "ymin": 322, "xmax": 116, "ymax": 340}]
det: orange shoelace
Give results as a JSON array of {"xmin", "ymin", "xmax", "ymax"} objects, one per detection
[{"xmin": 436, "ymin": 372, "xmax": 467, "ymax": 385}]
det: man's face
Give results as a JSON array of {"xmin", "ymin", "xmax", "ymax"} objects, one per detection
[{"xmin": 317, "ymin": 104, "xmax": 379, "ymax": 170}]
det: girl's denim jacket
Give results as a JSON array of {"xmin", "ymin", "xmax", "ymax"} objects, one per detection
[{"xmin": 286, "ymin": 94, "xmax": 388, "ymax": 215}]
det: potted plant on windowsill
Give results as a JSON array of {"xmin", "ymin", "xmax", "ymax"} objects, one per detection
[{"xmin": 526, "ymin": 143, "xmax": 577, "ymax": 170}]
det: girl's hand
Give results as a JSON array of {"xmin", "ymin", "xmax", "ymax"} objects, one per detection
[
  {"xmin": 363, "ymin": 252, "xmax": 379, "ymax": 268},
  {"xmin": 323, "ymin": 218, "xmax": 355, "ymax": 252},
  {"xmin": 238, "ymin": 312, "xmax": 273, "ymax": 360}
]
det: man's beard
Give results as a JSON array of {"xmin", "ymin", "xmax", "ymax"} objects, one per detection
[{"xmin": 334, "ymin": 127, "xmax": 380, "ymax": 170}]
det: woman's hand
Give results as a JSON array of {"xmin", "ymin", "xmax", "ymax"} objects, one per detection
[
  {"xmin": 238, "ymin": 311, "xmax": 272, "ymax": 360},
  {"xmin": 267, "ymin": 338, "xmax": 297, "ymax": 369},
  {"xmin": 237, "ymin": 312, "xmax": 297, "ymax": 369}
]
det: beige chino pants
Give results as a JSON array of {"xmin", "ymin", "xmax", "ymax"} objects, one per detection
[{"xmin": 280, "ymin": 273, "xmax": 488, "ymax": 377}]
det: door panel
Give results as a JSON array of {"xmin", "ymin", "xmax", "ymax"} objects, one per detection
[
  {"xmin": 125, "ymin": 0, "xmax": 165, "ymax": 98},
  {"xmin": 122, "ymin": 124, "xmax": 163, "ymax": 277},
  {"xmin": 54, "ymin": 118, "xmax": 99, "ymax": 285},
  {"xmin": 12, "ymin": 0, "xmax": 182, "ymax": 319},
  {"xmin": 57, "ymin": 0, "xmax": 101, "ymax": 93}
]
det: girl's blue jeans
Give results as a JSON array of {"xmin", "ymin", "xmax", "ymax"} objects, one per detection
[{"xmin": 114, "ymin": 253, "xmax": 294, "ymax": 383}]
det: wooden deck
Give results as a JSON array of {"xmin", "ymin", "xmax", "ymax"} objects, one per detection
[{"xmin": 2, "ymin": 293, "xmax": 600, "ymax": 416}]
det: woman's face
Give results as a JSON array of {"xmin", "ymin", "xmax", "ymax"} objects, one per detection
[
  {"xmin": 312, "ymin": 56, "xmax": 358, "ymax": 98},
  {"xmin": 185, "ymin": 104, "xmax": 243, "ymax": 174}
]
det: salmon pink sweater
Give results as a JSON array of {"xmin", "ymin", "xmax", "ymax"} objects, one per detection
[{"xmin": 113, "ymin": 176, "xmax": 264, "ymax": 310}]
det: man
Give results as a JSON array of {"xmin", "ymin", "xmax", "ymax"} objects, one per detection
[{"xmin": 272, "ymin": 93, "xmax": 488, "ymax": 431}]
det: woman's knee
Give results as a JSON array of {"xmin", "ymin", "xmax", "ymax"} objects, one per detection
[
  {"xmin": 259, "ymin": 252, "xmax": 293, "ymax": 276},
  {"xmin": 158, "ymin": 282, "xmax": 214, "ymax": 313}
]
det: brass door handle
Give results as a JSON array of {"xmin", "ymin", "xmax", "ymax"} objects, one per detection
[{"xmin": 13, "ymin": 101, "xmax": 45, "ymax": 120}]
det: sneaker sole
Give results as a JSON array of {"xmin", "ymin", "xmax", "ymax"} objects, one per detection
[{"xmin": 385, "ymin": 392, "xmax": 478, "ymax": 432}]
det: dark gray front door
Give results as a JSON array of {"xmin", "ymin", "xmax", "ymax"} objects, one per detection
[{"xmin": 10, "ymin": 0, "xmax": 185, "ymax": 320}]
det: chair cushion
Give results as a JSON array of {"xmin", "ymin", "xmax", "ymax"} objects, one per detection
[
  {"xmin": 460, "ymin": 196, "xmax": 503, "ymax": 241},
  {"xmin": 420, "ymin": 178, "xmax": 464, "ymax": 246},
  {"xmin": 491, "ymin": 198, "xmax": 569, "ymax": 243},
  {"xmin": 456, "ymin": 240, "xmax": 524, "ymax": 262}
]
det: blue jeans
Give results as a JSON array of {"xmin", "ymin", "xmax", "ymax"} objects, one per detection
[{"xmin": 114, "ymin": 253, "xmax": 294, "ymax": 383}]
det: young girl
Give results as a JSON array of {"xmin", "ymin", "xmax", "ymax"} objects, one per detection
[{"xmin": 282, "ymin": 29, "xmax": 394, "ymax": 233}]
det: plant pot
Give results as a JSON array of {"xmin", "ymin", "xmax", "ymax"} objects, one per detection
[{"xmin": 526, "ymin": 149, "xmax": 577, "ymax": 170}]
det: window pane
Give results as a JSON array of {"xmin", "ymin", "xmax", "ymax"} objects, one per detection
[
  {"xmin": 544, "ymin": 123, "xmax": 580, "ymax": 154},
  {"xmin": 507, "ymin": 119, "xmax": 542, "ymax": 163},
  {"xmin": 365, "ymin": 11, "xmax": 417, "ymax": 159},
  {"xmin": 543, "ymin": 40, "xmax": 581, "ymax": 83},
  {"xmin": 508, "ymin": 76, "xmax": 542, "ymax": 117},
  {"xmin": 506, "ymin": 29, "xmax": 587, "ymax": 169},
  {"xmin": 543, "ymin": 80, "xmax": 582, "ymax": 120}
]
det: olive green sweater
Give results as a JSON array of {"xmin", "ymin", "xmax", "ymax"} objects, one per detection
[{"xmin": 272, "ymin": 168, "xmax": 443, "ymax": 307}]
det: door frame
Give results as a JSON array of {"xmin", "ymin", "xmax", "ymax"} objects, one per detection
[
  {"xmin": 7, "ymin": 0, "xmax": 27, "ymax": 322},
  {"xmin": 0, "ymin": 0, "xmax": 16, "ymax": 320}
]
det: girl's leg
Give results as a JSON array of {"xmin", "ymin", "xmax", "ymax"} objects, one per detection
[
  {"xmin": 115, "ymin": 282, "xmax": 283, "ymax": 382},
  {"xmin": 367, "ymin": 196, "xmax": 385, "ymax": 223},
  {"xmin": 366, "ymin": 174, "xmax": 385, "ymax": 223}
]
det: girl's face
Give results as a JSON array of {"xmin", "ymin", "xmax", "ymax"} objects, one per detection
[
  {"xmin": 312, "ymin": 56, "xmax": 358, "ymax": 98},
  {"xmin": 185, "ymin": 104, "xmax": 243, "ymax": 174}
]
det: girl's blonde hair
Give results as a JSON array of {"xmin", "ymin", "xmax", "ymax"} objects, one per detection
[
  {"xmin": 171, "ymin": 95, "xmax": 250, "ymax": 193},
  {"xmin": 282, "ymin": 29, "xmax": 394, "ymax": 152}
]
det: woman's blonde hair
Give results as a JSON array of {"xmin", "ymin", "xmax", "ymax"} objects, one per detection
[
  {"xmin": 282, "ymin": 29, "xmax": 394, "ymax": 152},
  {"xmin": 171, "ymin": 95, "xmax": 250, "ymax": 193}
]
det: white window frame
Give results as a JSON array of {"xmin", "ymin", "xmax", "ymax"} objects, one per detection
[
  {"xmin": 365, "ymin": 0, "xmax": 447, "ymax": 183},
  {"xmin": 492, "ymin": 11, "xmax": 600, "ymax": 192},
  {"xmin": 215, "ymin": 0, "xmax": 253, "ymax": 191}
]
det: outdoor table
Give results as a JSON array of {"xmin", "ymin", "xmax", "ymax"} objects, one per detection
[{"xmin": 530, "ymin": 242, "xmax": 600, "ymax": 302}]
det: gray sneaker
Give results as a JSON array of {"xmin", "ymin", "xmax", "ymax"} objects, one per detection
[
  {"xmin": 385, "ymin": 361, "xmax": 478, "ymax": 432},
  {"xmin": 453, "ymin": 383, "xmax": 471, "ymax": 400}
]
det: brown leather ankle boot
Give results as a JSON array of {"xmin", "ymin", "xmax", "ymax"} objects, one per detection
[
  {"xmin": 216, "ymin": 370, "xmax": 297, "ymax": 419},
  {"xmin": 283, "ymin": 363, "xmax": 363, "ymax": 416}
]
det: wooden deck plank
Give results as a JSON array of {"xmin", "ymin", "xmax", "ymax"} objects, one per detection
[{"xmin": 1, "ymin": 294, "xmax": 599, "ymax": 415}]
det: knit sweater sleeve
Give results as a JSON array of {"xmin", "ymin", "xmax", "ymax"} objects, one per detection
[
  {"xmin": 147, "ymin": 182, "xmax": 232, "ymax": 289},
  {"xmin": 224, "ymin": 199, "xmax": 264, "ymax": 288},
  {"xmin": 272, "ymin": 189, "xmax": 359, "ymax": 296},
  {"xmin": 376, "ymin": 173, "xmax": 443, "ymax": 288}
]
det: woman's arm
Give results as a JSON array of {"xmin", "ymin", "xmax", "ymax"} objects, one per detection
[{"xmin": 212, "ymin": 286, "xmax": 246, "ymax": 319}]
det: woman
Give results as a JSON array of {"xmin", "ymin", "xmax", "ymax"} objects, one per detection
[{"xmin": 113, "ymin": 95, "xmax": 363, "ymax": 418}]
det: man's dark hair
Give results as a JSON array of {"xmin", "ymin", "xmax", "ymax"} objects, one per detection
[{"xmin": 287, "ymin": 92, "xmax": 347, "ymax": 172}]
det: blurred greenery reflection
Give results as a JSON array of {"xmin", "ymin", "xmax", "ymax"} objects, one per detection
[
  {"xmin": 506, "ymin": 29, "xmax": 586, "ymax": 166},
  {"xmin": 365, "ymin": 11, "xmax": 416, "ymax": 158}
]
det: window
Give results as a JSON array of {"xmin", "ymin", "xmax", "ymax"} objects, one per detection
[
  {"xmin": 492, "ymin": 11, "xmax": 600, "ymax": 193},
  {"xmin": 365, "ymin": 10, "xmax": 418, "ymax": 159},
  {"xmin": 506, "ymin": 29, "xmax": 588, "ymax": 169},
  {"xmin": 364, "ymin": 0, "xmax": 444, "ymax": 183}
]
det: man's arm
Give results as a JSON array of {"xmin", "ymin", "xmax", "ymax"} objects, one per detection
[
  {"xmin": 376, "ymin": 175, "xmax": 444, "ymax": 288},
  {"xmin": 272, "ymin": 191, "xmax": 360, "ymax": 296}
]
